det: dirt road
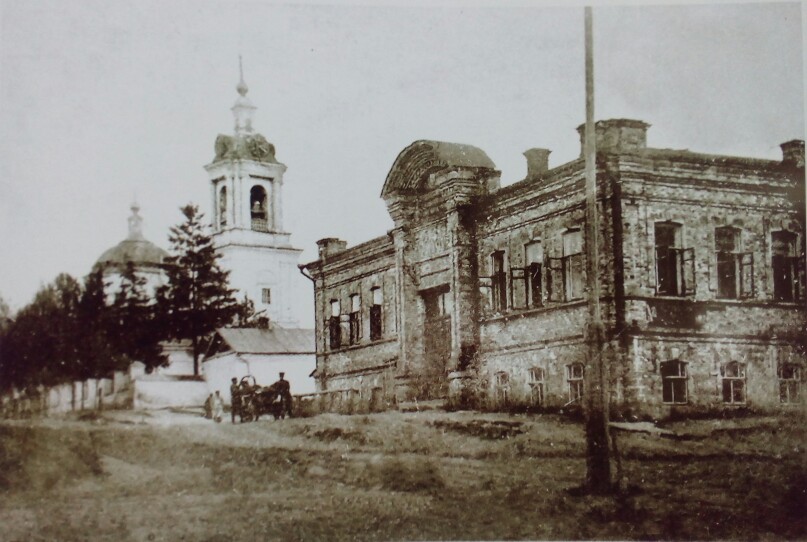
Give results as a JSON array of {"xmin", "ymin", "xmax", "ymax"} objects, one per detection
[{"xmin": 1, "ymin": 409, "xmax": 804, "ymax": 541}]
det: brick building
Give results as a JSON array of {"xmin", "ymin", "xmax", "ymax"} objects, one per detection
[{"xmin": 300, "ymin": 120, "xmax": 806, "ymax": 418}]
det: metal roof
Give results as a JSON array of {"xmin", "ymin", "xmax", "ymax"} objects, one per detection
[
  {"xmin": 214, "ymin": 327, "xmax": 315, "ymax": 355},
  {"xmin": 381, "ymin": 140, "xmax": 496, "ymax": 198}
]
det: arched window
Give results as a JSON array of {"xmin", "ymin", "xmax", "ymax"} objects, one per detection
[
  {"xmin": 218, "ymin": 187, "xmax": 227, "ymax": 227},
  {"xmin": 528, "ymin": 367, "xmax": 545, "ymax": 406},
  {"xmin": 720, "ymin": 361, "xmax": 746, "ymax": 404},
  {"xmin": 660, "ymin": 360, "xmax": 688, "ymax": 404},
  {"xmin": 250, "ymin": 185, "xmax": 269, "ymax": 232}
]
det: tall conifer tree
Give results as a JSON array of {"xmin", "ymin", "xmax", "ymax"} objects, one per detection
[{"xmin": 160, "ymin": 204, "xmax": 238, "ymax": 374}]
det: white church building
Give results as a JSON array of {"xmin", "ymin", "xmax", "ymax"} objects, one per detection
[
  {"xmin": 200, "ymin": 66, "xmax": 315, "ymax": 401},
  {"xmin": 95, "ymin": 65, "xmax": 315, "ymax": 408}
]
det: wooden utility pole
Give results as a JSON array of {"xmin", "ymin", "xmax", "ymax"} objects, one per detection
[{"xmin": 583, "ymin": 5, "xmax": 611, "ymax": 493}]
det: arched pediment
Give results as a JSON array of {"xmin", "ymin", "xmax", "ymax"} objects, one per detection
[{"xmin": 381, "ymin": 140, "xmax": 495, "ymax": 198}]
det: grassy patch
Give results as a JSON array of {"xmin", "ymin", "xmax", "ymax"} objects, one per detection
[{"xmin": 0, "ymin": 425, "xmax": 102, "ymax": 491}]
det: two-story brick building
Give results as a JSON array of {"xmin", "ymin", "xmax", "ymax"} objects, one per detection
[{"xmin": 300, "ymin": 119, "xmax": 806, "ymax": 418}]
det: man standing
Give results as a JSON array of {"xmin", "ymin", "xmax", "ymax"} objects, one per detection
[
  {"xmin": 230, "ymin": 377, "xmax": 241, "ymax": 424},
  {"xmin": 274, "ymin": 372, "xmax": 293, "ymax": 418}
]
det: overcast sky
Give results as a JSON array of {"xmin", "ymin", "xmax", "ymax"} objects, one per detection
[{"xmin": 0, "ymin": 0, "xmax": 804, "ymax": 315}]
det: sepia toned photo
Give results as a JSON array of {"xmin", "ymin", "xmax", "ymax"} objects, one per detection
[{"xmin": 0, "ymin": 1, "xmax": 804, "ymax": 540}]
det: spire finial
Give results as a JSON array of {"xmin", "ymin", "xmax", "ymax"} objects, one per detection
[
  {"xmin": 232, "ymin": 56, "xmax": 256, "ymax": 134},
  {"xmin": 128, "ymin": 201, "xmax": 144, "ymax": 240},
  {"xmin": 236, "ymin": 55, "xmax": 248, "ymax": 96}
]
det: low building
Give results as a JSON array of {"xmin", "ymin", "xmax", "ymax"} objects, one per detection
[
  {"xmin": 301, "ymin": 119, "xmax": 806, "ymax": 418},
  {"xmin": 201, "ymin": 326, "xmax": 315, "ymax": 404}
]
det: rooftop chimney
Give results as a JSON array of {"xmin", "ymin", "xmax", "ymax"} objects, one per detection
[
  {"xmin": 576, "ymin": 119, "xmax": 650, "ymax": 157},
  {"xmin": 523, "ymin": 148, "xmax": 551, "ymax": 179},
  {"xmin": 780, "ymin": 140, "xmax": 805, "ymax": 168},
  {"xmin": 317, "ymin": 238, "xmax": 348, "ymax": 260}
]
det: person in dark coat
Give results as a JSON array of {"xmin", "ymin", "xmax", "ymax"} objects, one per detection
[
  {"xmin": 230, "ymin": 377, "xmax": 242, "ymax": 423},
  {"xmin": 274, "ymin": 372, "xmax": 293, "ymax": 417}
]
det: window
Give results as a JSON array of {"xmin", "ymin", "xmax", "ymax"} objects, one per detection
[
  {"xmin": 720, "ymin": 361, "xmax": 746, "ymax": 404},
  {"xmin": 528, "ymin": 367, "xmax": 545, "ymax": 406},
  {"xmin": 328, "ymin": 300, "xmax": 341, "ymax": 349},
  {"xmin": 562, "ymin": 230, "xmax": 584, "ymax": 301},
  {"xmin": 424, "ymin": 288, "xmax": 452, "ymax": 319},
  {"xmin": 715, "ymin": 227, "xmax": 753, "ymax": 299},
  {"xmin": 494, "ymin": 372, "xmax": 510, "ymax": 404},
  {"xmin": 261, "ymin": 288, "xmax": 271, "ymax": 305},
  {"xmin": 218, "ymin": 187, "xmax": 227, "ymax": 227},
  {"xmin": 349, "ymin": 294, "xmax": 361, "ymax": 345},
  {"xmin": 660, "ymin": 360, "xmax": 688, "ymax": 404},
  {"xmin": 548, "ymin": 230, "xmax": 584, "ymax": 302},
  {"xmin": 655, "ymin": 222, "xmax": 695, "ymax": 296},
  {"xmin": 778, "ymin": 363, "xmax": 801, "ymax": 404},
  {"xmin": 370, "ymin": 287, "xmax": 383, "ymax": 341},
  {"xmin": 566, "ymin": 363, "xmax": 584, "ymax": 403},
  {"xmin": 772, "ymin": 231, "xmax": 803, "ymax": 302},
  {"xmin": 250, "ymin": 185, "xmax": 269, "ymax": 232},
  {"xmin": 491, "ymin": 251, "xmax": 507, "ymax": 312},
  {"xmin": 526, "ymin": 241, "xmax": 543, "ymax": 308}
]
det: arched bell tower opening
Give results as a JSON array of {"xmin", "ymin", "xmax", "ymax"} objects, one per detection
[
  {"xmin": 218, "ymin": 186, "xmax": 228, "ymax": 228},
  {"xmin": 203, "ymin": 60, "xmax": 305, "ymax": 327},
  {"xmin": 250, "ymin": 185, "xmax": 269, "ymax": 232}
]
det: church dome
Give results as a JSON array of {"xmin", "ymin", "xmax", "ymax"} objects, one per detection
[
  {"xmin": 95, "ymin": 203, "xmax": 168, "ymax": 269},
  {"xmin": 96, "ymin": 239, "xmax": 168, "ymax": 269}
]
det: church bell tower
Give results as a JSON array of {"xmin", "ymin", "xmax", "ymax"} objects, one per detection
[{"xmin": 204, "ymin": 60, "xmax": 302, "ymax": 327}]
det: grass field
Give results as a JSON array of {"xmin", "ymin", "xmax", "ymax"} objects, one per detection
[{"xmin": 0, "ymin": 409, "xmax": 804, "ymax": 541}]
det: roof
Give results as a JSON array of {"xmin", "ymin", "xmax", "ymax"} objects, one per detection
[
  {"xmin": 381, "ymin": 140, "xmax": 496, "ymax": 197},
  {"xmin": 211, "ymin": 133, "xmax": 278, "ymax": 164},
  {"xmin": 214, "ymin": 327, "xmax": 315, "ymax": 355},
  {"xmin": 96, "ymin": 238, "xmax": 168, "ymax": 268}
]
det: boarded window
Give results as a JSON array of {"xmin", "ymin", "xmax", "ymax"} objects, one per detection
[
  {"xmin": 660, "ymin": 360, "xmax": 688, "ymax": 404},
  {"xmin": 547, "ymin": 256, "xmax": 564, "ymax": 302},
  {"xmin": 778, "ymin": 363, "xmax": 801, "ymax": 404},
  {"xmin": 261, "ymin": 288, "xmax": 271, "ymax": 305},
  {"xmin": 562, "ymin": 230, "xmax": 584, "ymax": 301},
  {"xmin": 423, "ymin": 287, "xmax": 452, "ymax": 373},
  {"xmin": 720, "ymin": 361, "xmax": 746, "ymax": 404}
]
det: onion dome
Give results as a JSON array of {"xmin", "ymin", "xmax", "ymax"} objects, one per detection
[{"xmin": 95, "ymin": 202, "xmax": 167, "ymax": 270}]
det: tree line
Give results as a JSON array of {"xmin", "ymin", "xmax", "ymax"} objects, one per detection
[{"xmin": 0, "ymin": 204, "xmax": 257, "ymax": 392}]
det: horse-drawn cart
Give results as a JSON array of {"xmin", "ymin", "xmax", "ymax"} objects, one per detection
[{"xmin": 237, "ymin": 375, "xmax": 292, "ymax": 422}]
